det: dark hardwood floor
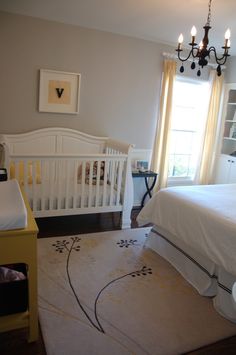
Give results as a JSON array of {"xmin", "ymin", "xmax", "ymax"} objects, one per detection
[{"xmin": 1, "ymin": 209, "xmax": 236, "ymax": 355}]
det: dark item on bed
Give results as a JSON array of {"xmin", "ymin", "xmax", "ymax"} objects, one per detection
[{"xmin": 0, "ymin": 264, "xmax": 28, "ymax": 316}]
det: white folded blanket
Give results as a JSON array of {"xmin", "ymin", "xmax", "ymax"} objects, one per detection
[{"xmin": 0, "ymin": 179, "xmax": 27, "ymax": 230}]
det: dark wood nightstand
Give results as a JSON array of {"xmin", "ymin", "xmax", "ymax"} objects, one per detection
[{"xmin": 132, "ymin": 170, "xmax": 158, "ymax": 208}]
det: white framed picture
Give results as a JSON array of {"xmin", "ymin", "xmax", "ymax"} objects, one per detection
[
  {"xmin": 135, "ymin": 160, "xmax": 149, "ymax": 172},
  {"xmin": 39, "ymin": 69, "xmax": 81, "ymax": 114},
  {"xmin": 230, "ymin": 123, "xmax": 236, "ymax": 138}
]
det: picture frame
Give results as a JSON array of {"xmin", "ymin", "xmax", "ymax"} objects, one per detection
[
  {"xmin": 230, "ymin": 123, "xmax": 236, "ymax": 138},
  {"xmin": 39, "ymin": 69, "xmax": 81, "ymax": 114},
  {"xmin": 135, "ymin": 160, "xmax": 149, "ymax": 172}
]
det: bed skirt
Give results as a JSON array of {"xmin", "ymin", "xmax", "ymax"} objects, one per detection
[{"xmin": 146, "ymin": 226, "xmax": 236, "ymax": 323}]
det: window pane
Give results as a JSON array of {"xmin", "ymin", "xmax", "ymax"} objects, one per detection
[
  {"xmin": 171, "ymin": 106, "xmax": 197, "ymax": 131},
  {"xmin": 169, "ymin": 131, "xmax": 194, "ymax": 154},
  {"xmin": 169, "ymin": 155, "xmax": 190, "ymax": 177},
  {"xmin": 168, "ymin": 78, "xmax": 210, "ymax": 182}
]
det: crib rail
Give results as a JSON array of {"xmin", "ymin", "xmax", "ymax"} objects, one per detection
[{"xmin": 8, "ymin": 154, "xmax": 127, "ymax": 217}]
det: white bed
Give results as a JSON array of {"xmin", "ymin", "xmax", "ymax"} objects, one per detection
[
  {"xmin": 0, "ymin": 128, "xmax": 134, "ymax": 229},
  {"xmin": 137, "ymin": 184, "xmax": 236, "ymax": 322}
]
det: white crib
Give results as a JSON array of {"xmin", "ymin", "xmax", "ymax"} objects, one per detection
[{"xmin": 0, "ymin": 128, "xmax": 134, "ymax": 229}]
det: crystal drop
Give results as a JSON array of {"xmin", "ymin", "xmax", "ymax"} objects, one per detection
[{"xmin": 217, "ymin": 65, "xmax": 222, "ymax": 76}]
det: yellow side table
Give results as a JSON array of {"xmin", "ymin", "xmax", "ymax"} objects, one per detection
[{"xmin": 0, "ymin": 188, "xmax": 38, "ymax": 342}]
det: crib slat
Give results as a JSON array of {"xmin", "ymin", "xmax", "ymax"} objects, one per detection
[
  {"xmin": 88, "ymin": 161, "xmax": 93, "ymax": 208},
  {"xmin": 54, "ymin": 160, "xmax": 58, "ymax": 210},
  {"xmin": 73, "ymin": 160, "xmax": 78, "ymax": 209},
  {"xmin": 116, "ymin": 160, "xmax": 123, "ymax": 206},
  {"xmin": 41, "ymin": 160, "xmax": 45, "ymax": 211},
  {"xmin": 95, "ymin": 161, "xmax": 101, "ymax": 207},
  {"xmin": 57, "ymin": 160, "xmax": 63, "ymax": 210},
  {"xmin": 32, "ymin": 160, "xmax": 37, "ymax": 212},
  {"xmin": 80, "ymin": 161, "xmax": 86, "ymax": 208},
  {"xmin": 102, "ymin": 160, "xmax": 108, "ymax": 207},
  {"xmin": 65, "ymin": 160, "xmax": 70, "ymax": 210},
  {"xmin": 54, "ymin": 160, "xmax": 63, "ymax": 210},
  {"xmin": 23, "ymin": 160, "xmax": 29, "ymax": 197},
  {"xmin": 49, "ymin": 160, "xmax": 54, "ymax": 211},
  {"xmin": 109, "ymin": 160, "xmax": 115, "ymax": 206}
]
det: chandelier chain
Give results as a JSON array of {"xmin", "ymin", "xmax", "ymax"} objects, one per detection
[{"xmin": 206, "ymin": 0, "xmax": 212, "ymax": 26}]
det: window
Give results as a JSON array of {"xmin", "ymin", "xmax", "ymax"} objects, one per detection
[{"xmin": 168, "ymin": 77, "xmax": 210, "ymax": 183}]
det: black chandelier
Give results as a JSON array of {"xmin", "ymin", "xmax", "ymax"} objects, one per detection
[{"xmin": 176, "ymin": 0, "xmax": 231, "ymax": 77}]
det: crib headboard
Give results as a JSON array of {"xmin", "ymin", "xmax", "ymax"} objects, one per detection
[{"xmin": 0, "ymin": 127, "xmax": 108, "ymax": 156}]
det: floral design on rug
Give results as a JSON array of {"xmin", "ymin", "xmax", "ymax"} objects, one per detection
[
  {"xmin": 52, "ymin": 234, "xmax": 153, "ymax": 334},
  {"xmin": 52, "ymin": 237, "xmax": 81, "ymax": 253},
  {"xmin": 116, "ymin": 239, "xmax": 138, "ymax": 248}
]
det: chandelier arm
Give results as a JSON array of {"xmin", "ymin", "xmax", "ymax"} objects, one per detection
[
  {"xmin": 192, "ymin": 47, "xmax": 200, "ymax": 58},
  {"xmin": 176, "ymin": 47, "xmax": 196, "ymax": 63},
  {"xmin": 208, "ymin": 46, "xmax": 229, "ymax": 65}
]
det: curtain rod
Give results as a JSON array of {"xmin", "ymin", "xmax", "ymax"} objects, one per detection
[{"xmin": 162, "ymin": 52, "xmax": 226, "ymax": 69}]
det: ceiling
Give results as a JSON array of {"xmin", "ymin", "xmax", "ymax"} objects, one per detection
[{"xmin": 1, "ymin": 0, "xmax": 235, "ymax": 55}]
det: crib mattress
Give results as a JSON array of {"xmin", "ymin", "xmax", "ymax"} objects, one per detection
[{"xmin": 0, "ymin": 179, "xmax": 27, "ymax": 230}]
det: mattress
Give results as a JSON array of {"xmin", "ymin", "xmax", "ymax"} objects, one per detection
[
  {"xmin": 137, "ymin": 184, "xmax": 236, "ymax": 277},
  {"xmin": 0, "ymin": 179, "xmax": 27, "ymax": 230}
]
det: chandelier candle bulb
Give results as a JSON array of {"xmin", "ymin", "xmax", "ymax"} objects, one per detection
[
  {"xmin": 178, "ymin": 34, "xmax": 183, "ymax": 50},
  {"xmin": 191, "ymin": 26, "xmax": 197, "ymax": 36},
  {"xmin": 224, "ymin": 28, "xmax": 231, "ymax": 47},
  {"xmin": 191, "ymin": 26, "xmax": 197, "ymax": 45},
  {"xmin": 225, "ymin": 28, "xmax": 231, "ymax": 40}
]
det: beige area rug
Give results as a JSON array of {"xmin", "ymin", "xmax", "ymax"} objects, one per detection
[{"xmin": 38, "ymin": 228, "xmax": 236, "ymax": 355}]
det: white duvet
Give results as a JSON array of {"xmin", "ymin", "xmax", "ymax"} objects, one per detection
[
  {"xmin": 0, "ymin": 179, "xmax": 27, "ymax": 230},
  {"xmin": 137, "ymin": 184, "xmax": 236, "ymax": 277}
]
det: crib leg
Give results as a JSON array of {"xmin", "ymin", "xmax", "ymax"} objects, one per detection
[{"xmin": 121, "ymin": 209, "xmax": 132, "ymax": 229}]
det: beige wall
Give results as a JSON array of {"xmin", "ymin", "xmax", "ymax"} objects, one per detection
[{"xmin": 0, "ymin": 11, "xmax": 176, "ymax": 149}]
